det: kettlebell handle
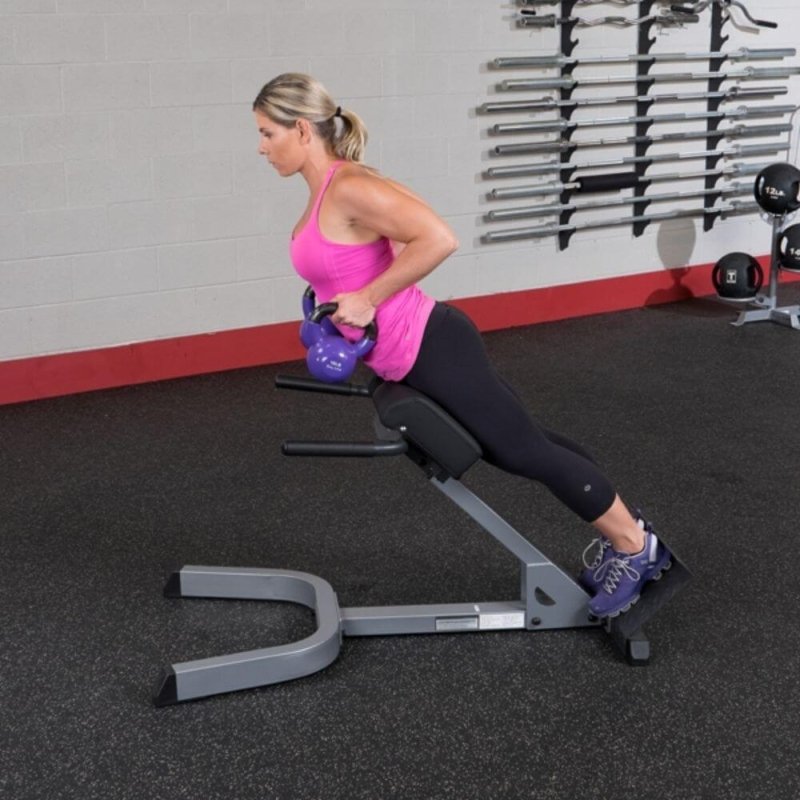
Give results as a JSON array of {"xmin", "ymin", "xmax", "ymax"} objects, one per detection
[
  {"xmin": 309, "ymin": 302, "xmax": 378, "ymax": 342},
  {"xmin": 302, "ymin": 285, "xmax": 317, "ymax": 318}
]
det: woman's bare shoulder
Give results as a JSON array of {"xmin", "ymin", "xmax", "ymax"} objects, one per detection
[{"xmin": 334, "ymin": 163, "xmax": 427, "ymax": 205}]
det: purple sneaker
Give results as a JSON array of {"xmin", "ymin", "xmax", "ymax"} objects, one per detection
[
  {"xmin": 588, "ymin": 529, "xmax": 673, "ymax": 619},
  {"xmin": 579, "ymin": 536, "xmax": 612, "ymax": 592},
  {"xmin": 579, "ymin": 513, "xmax": 648, "ymax": 593}
]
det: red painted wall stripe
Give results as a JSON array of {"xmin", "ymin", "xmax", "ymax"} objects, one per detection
[{"xmin": 0, "ymin": 258, "xmax": 793, "ymax": 407}]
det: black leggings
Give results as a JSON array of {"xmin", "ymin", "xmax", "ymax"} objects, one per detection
[{"xmin": 402, "ymin": 303, "xmax": 616, "ymax": 522}]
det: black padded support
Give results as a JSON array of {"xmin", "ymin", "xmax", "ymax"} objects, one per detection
[
  {"xmin": 605, "ymin": 548, "xmax": 692, "ymax": 665},
  {"xmin": 372, "ymin": 383, "xmax": 482, "ymax": 479}
]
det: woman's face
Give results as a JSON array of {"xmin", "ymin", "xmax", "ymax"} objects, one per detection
[{"xmin": 254, "ymin": 111, "xmax": 304, "ymax": 176}]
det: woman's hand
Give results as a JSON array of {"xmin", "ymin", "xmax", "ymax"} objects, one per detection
[{"xmin": 330, "ymin": 290, "xmax": 376, "ymax": 328}]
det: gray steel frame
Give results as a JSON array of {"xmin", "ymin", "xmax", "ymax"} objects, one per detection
[
  {"xmin": 727, "ymin": 214, "xmax": 800, "ymax": 330},
  {"xmin": 154, "ymin": 474, "xmax": 597, "ymax": 706}
]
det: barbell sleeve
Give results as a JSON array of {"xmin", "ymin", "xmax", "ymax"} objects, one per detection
[
  {"xmin": 481, "ymin": 202, "xmax": 758, "ymax": 243},
  {"xmin": 478, "ymin": 86, "xmax": 788, "ymax": 115},
  {"xmin": 490, "ymin": 105, "xmax": 797, "ymax": 135},
  {"xmin": 485, "ymin": 142, "xmax": 789, "ymax": 180},
  {"xmin": 498, "ymin": 67, "xmax": 800, "ymax": 91},
  {"xmin": 492, "ymin": 123, "xmax": 794, "ymax": 156},
  {"xmin": 486, "ymin": 164, "xmax": 763, "ymax": 202},
  {"xmin": 492, "ymin": 48, "xmax": 795, "ymax": 70},
  {"xmin": 485, "ymin": 183, "xmax": 751, "ymax": 222}
]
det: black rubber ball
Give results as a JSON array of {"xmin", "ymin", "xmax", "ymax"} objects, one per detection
[
  {"xmin": 753, "ymin": 162, "xmax": 800, "ymax": 215},
  {"xmin": 711, "ymin": 252, "xmax": 764, "ymax": 300}
]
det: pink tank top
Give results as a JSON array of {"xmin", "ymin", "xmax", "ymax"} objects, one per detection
[{"xmin": 290, "ymin": 161, "xmax": 435, "ymax": 382}]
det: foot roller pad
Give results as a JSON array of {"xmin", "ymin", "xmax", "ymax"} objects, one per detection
[
  {"xmin": 606, "ymin": 550, "xmax": 692, "ymax": 665},
  {"xmin": 154, "ymin": 566, "xmax": 343, "ymax": 706}
]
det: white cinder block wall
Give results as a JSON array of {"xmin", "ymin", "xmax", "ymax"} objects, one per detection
[{"xmin": 1, "ymin": 0, "xmax": 799, "ymax": 361}]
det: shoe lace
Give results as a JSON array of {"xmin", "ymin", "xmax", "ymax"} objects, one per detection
[
  {"xmin": 582, "ymin": 537, "xmax": 611, "ymax": 569},
  {"xmin": 593, "ymin": 555, "xmax": 641, "ymax": 594}
]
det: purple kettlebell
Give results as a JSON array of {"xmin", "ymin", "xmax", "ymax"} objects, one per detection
[{"xmin": 305, "ymin": 303, "xmax": 377, "ymax": 383}]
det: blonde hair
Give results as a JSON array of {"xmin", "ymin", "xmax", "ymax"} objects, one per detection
[{"xmin": 253, "ymin": 73, "xmax": 368, "ymax": 163}]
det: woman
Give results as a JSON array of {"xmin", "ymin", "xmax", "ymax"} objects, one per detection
[{"xmin": 252, "ymin": 73, "xmax": 671, "ymax": 619}]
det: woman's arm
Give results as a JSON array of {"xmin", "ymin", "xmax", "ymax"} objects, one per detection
[{"xmin": 328, "ymin": 171, "xmax": 458, "ymax": 327}]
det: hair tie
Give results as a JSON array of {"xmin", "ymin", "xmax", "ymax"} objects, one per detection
[{"xmin": 334, "ymin": 106, "xmax": 342, "ymax": 118}]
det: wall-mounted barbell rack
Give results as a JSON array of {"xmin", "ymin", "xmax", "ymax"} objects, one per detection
[{"xmin": 481, "ymin": 0, "xmax": 798, "ymax": 249}]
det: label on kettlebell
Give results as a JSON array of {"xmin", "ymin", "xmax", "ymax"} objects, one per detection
[{"xmin": 479, "ymin": 611, "xmax": 526, "ymax": 630}]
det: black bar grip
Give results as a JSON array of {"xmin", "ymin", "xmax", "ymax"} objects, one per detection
[
  {"xmin": 576, "ymin": 172, "xmax": 639, "ymax": 193},
  {"xmin": 281, "ymin": 440, "xmax": 408, "ymax": 457},
  {"xmin": 274, "ymin": 374, "xmax": 372, "ymax": 397}
]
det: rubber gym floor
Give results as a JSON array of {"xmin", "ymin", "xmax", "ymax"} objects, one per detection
[{"xmin": 2, "ymin": 286, "xmax": 799, "ymax": 800}]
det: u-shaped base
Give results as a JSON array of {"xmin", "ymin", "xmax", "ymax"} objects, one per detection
[
  {"xmin": 154, "ymin": 567, "xmax": 342, "ymax": 706},
  {"xmin": 155, "ymin": 554, "xmax": 691, "ymax": 704}
]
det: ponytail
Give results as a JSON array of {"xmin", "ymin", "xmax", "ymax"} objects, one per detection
[{"xmin": 333, "ymin": 107, "xmax": 368, "ymax": 163}]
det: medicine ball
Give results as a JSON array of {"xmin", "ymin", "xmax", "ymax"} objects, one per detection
[
  {"xmin": 711, "ymin": 252, "xmax": 764, "ymax": 300},
  {"xmin": 777, "ymin": 223, "xmax": 800, "ymax": 273},
  {"xmin": 753, "ymin": 162, "xmax": 800, "ymax": 215}
]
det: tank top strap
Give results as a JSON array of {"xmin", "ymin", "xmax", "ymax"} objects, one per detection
[{"xmin": 312, "ymin": 160, "xmax": 346, "ymax": 216}]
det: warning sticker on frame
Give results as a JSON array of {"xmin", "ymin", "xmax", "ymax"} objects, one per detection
[
  {"xmin": 479, "ymin": 611, "xmax": 526, "ymax": 630},
  {"xmin": 435, "ymin": 616, "xmax": 479, "ymax": 632}
]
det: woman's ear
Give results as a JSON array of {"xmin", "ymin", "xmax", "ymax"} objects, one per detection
[{"xmin": 296, "ymin": 118, "xmax": 312, "ymax": 144}]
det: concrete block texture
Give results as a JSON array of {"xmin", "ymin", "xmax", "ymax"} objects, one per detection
[
  {"xmin": 342, "ymin": 10, "xmax": 415, "ymax": 55},
  {"xmin": 153, "ymin": 151, "xmax": 232, "ymax": 200},
  {"xmin": 24, "ymin": 206, "xmax": 108, "ymax": 258},
  {"xmin": 190, "ymin": 13, "xmax": 270, "ymax": 60},
  {"xmin": 58, "ymin": 0, "xmax": 144, "ymax": 12},
  {"xmin": 191, "ymin": 194, "xmax": 271, "ymax": 241},
  {"xmin": 0, "ymin": 214, "xmax": 26, "ymax": 261},
  {"xmin": 0, "ymin": 256, "xmax": 72, "ymax": 310},
  {"xmin": 105, "ymin": 14, "xmax": 191, "ymax": 62},
  {"xmin": 270, "ymin": 10, "xmax": 345, "ymax": 57},
  {"xmin": 109, "ymin": 109, "xmax": 185, "ymax": 159},
  {"xmin": 157, "ymin": 239, "xmax": 237, "ymax": 290},
  {"xmin": 308, "ymin": 56, "xmax": 382, "ymax": 99},
  {"xmin": 107, "ymin": 200, "xmax": 194, "ymax": 250},
  {"xmin": 0, "ymin": 0, "xmax": 798, "ymax": 361},
  {"xmin": 0, "ymin": 162, "xmax": 66, "ymax": 213},
  {"xmin": 72, "ymin": 248, "xmax": 159, "ymax": 300},
  {"xmin": 193, "ymin": 279, "xmax": 273, "ymax": 330},
  {"xmin": 0, "ymin": 66, "xmax": 61, "ymax": 115},
  {"xmin": 66, "ymin": 157, "xmax": 153, "ymax": 206},
  {"xmin": 14, "ymin": 14, "xmax": 105, "ymax": 64},
  {"xmin": 63, "ymin": 64, "xmax": 150, "ymax": 111},
  {"xmin": 232, "ymin": 57, "xmax": 309, "ymax": 104},
  {"xmin": 144, "ymin": 0, "xmax": 225, "ymax": 11},
  {"xmin": 193, "ymin": 105, "xmax": 256, "ymax": 153},
  {"xmin": 0, "ymin": 0, "xmax": 55, "ymax": 12},
  {"xmin": 150, "ymin": 61, "xmax": 232, "ymax": 107},
  {"xmin": 22, "ymin": 114, "xmax": 110, "ymax": 163},
  {"xmin": 0, "ymin": 307, "xmax": 31, "ymax": 359},
  {"xmin": 29, "ymin": 293, "xmax": 162, "ymax": 353},
  {"xmin": 0, "ymin": 119, "xmax": 22, "ymax": 165},
  {"xmin": 236, "ymin": 235, "xmax": 293, "ymax": 281},
  {"xmin": 0, "ymin": 18, "xmax": 14, "ymax": 65}
]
